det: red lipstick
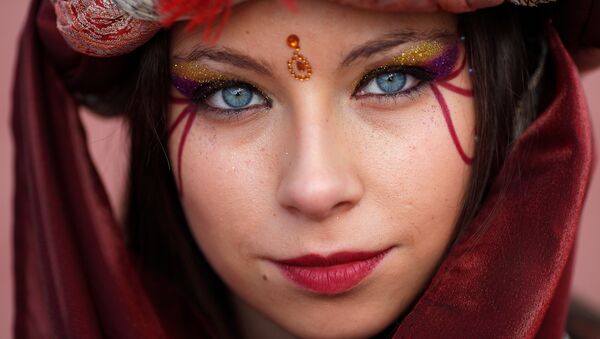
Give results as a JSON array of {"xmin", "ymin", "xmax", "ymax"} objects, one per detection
[{"xmin": 274, "ymin": 248, "xmax": 391, "ymax": 295}]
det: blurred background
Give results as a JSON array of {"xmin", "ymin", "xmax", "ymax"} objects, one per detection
[{"xmin": 1, "ymin": 1, "xmax": 599, "ymax": 338}]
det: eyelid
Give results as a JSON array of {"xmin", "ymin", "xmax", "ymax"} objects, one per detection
[
  {"xmin": 352, "ymin": 65, "xmax": 434, "ymax": 97},
  {"xmin": 172, "ymin": 78, "xmax": 268, "ymax": 104},
  {"xmin": 180, "ymin": 79, "xmax": 273, "ymax": 120}
]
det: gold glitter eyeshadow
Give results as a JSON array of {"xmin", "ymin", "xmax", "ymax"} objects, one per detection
[
  {"xmin": 350, "ymin": 40, "xmax": 456, "ymax": 91},
  {"xmin": 391, "ymin": 41, "xmax": 446, "ymax": 65},
  {"xmin": 171, "ymin": 62, "xmax": 232, "ymax": 83}
]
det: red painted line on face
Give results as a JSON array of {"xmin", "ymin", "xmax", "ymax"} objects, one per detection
[
  {"xmin": 168, "ymin": 97, "xmax": 198, "ymax": 197},
  {"xmin": 430, "ymin": 83, "xmax": 473, "ymax": 165},
  {"xmin": 437, "ymin": 82, "xmax": 474, "ymax": 97},
  {"xmin": 176, "ymin": 106, "xmax": 197, "ymax": 197},
  {"xmin": 168, "ymin": 104, "xmax": 196, "ymax": 139}
]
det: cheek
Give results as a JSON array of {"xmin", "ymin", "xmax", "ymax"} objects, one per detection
[
  {"xmin": 166, "ymin": 109, "xmax": 278, "ymax": 279},
  {"xmin": 360, "ymin": 85, "xmax": 475, "ymax": 264}
]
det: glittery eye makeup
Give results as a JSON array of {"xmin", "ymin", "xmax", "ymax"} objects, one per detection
[
  {"xmin": 352, "ymin": 39, "xmax": 474, "ymax": 165},
  {"xmin": 168, "ymin": 38, "xmax": 474, "ymax": 197},
  {"xmin": 352, "ymin": 40, "xmax": 460, "ymax": 99},
  {"xmin": 391, "ymin": 40, "xmax": 459, "ymax": 78},
  {"xmin": 170, "ymin": 61, "xmax": 271, "ymax": 120},
  {"xmin": 168, "ymin": 62, "xmax": 272, "ymax": 197},
  {"xmin": 396, "ymin": 39, "xmax": 473, "ymax": 165},
  {"xmin": 171, "ymin": 62, "xmax": 235, "ymax": 98}
]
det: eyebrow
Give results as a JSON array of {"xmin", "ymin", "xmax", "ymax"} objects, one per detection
[
  {"xmin": 172, "ymin": 29, "xmax": 456, "ymax": 76},
  {"xmin": 340, "ymin": 29, "xmax": 456, "ymax": 67},
  {"xmin": 172, "ymin": 46, "xmax": 274, "ymax": 77}
]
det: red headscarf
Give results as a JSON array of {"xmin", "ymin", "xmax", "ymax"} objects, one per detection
[{"xmin": 12, "ymin": 0, "xmax": 598, "ymax": 338}]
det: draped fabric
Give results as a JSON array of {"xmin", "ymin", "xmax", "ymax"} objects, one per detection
[
  {"xmin": 393, "ymin": 28, "xmax": 594, "ymax": 338},
  {"xmin": 555, "ymin": 0, "xmax": 600, "ymax": 50},
  {"xmin": 11, "ymin": 0, "xmax": 597, "ymax": 338},
  {"xmin": 12, "ymin": 1, "xmax": 168, "ymax": 338}
]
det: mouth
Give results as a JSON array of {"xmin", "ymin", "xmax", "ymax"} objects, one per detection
[{"xmin": 273, "ymin": 247, "xmax": 393, "ymax": 295}]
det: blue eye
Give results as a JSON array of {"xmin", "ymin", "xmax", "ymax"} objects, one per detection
[
  {"xmin": 205, "ymin": 84, "xmax": 266, "ymax": 110},
  {"xmin": 375, "ymin": 72, "xmax": 407, "ymax": 93},
  {"xmin": 222, "ymin": 86, "xmax": 253, "ymax": 107},
  {"xmin": 355, "ymin": 70, "xmax": 422, "ymax": 97}
]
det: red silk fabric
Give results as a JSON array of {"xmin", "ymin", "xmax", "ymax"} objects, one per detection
[
  {"xmin": 12, "ymin": 0, "xmax": 596, "ymax": 338},
  {"xmin": 13, "ymin": 1, "xmax": 168, "ymax": 338},
  {"xmin": 393, "ymin": 28, "xmax": 594, "ymax": 339}
]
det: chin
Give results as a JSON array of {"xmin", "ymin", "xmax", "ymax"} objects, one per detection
[
  {"xmin": 260, "ymin": 292, "xmax": 405, "ymax": 339},
  {"xmin": 279, "ymin": 312, "xmax": 393, "ymax": 339}
]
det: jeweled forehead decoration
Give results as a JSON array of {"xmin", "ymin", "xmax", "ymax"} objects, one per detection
[{"xmin": 286, "ymin": 34, "xmax": 312, "ymax": 81}]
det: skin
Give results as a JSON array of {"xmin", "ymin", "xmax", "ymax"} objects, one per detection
[{"xmin": 168, "ymin": 0, "xmax": 475, "ymax": 337}]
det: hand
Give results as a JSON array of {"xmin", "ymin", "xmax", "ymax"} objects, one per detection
[{"xmin": 326, "ymin": 0, "xmax": 505, "ymax": 13}]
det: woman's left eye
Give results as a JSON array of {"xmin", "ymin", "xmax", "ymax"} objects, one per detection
[
  {"xmin": 205, "ymin": 84, "xmax": 266, "ymax": 110},
  {"xmin": 355, "ymin": 71, "xmax": 422, "ymax": 97}
]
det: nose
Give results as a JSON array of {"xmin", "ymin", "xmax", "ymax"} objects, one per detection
[{"xmin": 276, "ymin": 116, "xmax": 364, "ymax": 221}]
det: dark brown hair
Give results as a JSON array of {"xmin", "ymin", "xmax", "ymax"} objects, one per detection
[{"xmin": 122, "ymin": 5, "xmax": 548, "ymax": 337}]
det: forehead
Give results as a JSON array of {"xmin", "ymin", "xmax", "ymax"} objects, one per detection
[{"xmin": 170, "ymin": 0, "xmax": 457, "ymax": 58}]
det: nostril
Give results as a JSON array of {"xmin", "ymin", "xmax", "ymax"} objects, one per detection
[
  {"xmin": 277, "ymin": 177, "xmax": 362, "ymax": 221},
  {"xmin": 332, "ymin": 201, "xmax": 353, "ymax": 215},
  {"xmin": 283, "ymin": 200, "xmax": 353, "ymax": 221}
]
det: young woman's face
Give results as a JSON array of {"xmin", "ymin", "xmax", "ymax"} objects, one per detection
[{"xmin": 168, "ymin": 0, "xmax": 475, "ymax": 337}]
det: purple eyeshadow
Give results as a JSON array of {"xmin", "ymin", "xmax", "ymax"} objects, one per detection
[
  {"xmin": 171, "ymin": 74, "xmax": 201, "ymax": 98},
  {"xmin": 423, "ymin": 43, "xmax": 460, "ymax": 79}
]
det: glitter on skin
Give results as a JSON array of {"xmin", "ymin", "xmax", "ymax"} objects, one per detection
[
  {"xmin": 168, "ymin": 62, "xmax": 242, "ymax": 196},
  {"xmin": 167, "ymin": 41, "xmax": 474, "ymax": 196},
  {"xmin": 353, "ymin": 40, "xmax": 460, "ymax": 90},
  {"xmin": 392, "ymin": 40, "xmax": 459, "ymax": 78},
  {"xmin": 392, "ymin": 40, "xmax": 446, "ymax": 65},
  {"xmin": 377, "ymin": 39, "xmax": 474, "ymax": 165},
  {"xmin": 386, "ymin": 39, "xmax": 474, "ymax": 164},
  {"xmin": 171, "ymin": 62, "xmax": 231, "ymax": 83},
  {"xmin": 171, "ymin": 62, "xmax": 234, "ymax": 98},
  {"xmin": 429, "ymin": 45, "xmax": 474, "ymax": 165}
]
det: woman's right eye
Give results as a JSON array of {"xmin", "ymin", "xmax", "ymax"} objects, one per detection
[{"xmin": 203, "ymin": 84, "xmax": 267, "ymax": 110}]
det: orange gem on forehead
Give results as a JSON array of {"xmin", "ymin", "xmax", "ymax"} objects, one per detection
[
  {"xmin": 286, "ymin": 34, "xmax": 312, "ymax": 81},
  {"xmin": 287, "ymin": 34, "xmax": 300, "ymax": 48}
]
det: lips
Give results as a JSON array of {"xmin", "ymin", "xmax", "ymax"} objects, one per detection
[{"xmin": 273, "ymin": 248, "xmax": 392, "ymax": 295}]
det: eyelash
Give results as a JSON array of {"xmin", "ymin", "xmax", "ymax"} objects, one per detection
[
  {"xmin": 352, "ymin": 65, "xmax": 435, "ymax": 99},
  {"xmin": 178, "ymin": 65, "xmax": 435, "ymax": 121},
  {"xmin": 188, "ymin": 80, "xmax": 272, "ymax": 121}
]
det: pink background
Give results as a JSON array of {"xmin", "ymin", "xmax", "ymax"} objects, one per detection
[{"xmin": 1, "ymin": 2, "xmax": 599, "ymax": 338}]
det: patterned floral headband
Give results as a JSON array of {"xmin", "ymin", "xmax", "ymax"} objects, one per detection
[
  {"xmin": 50, "ymin": 0, "xmax": 254, "ymax": 57},
  {"xmin": 51, "ymin": 0, "xmax": 556, "ymax": 57}
]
